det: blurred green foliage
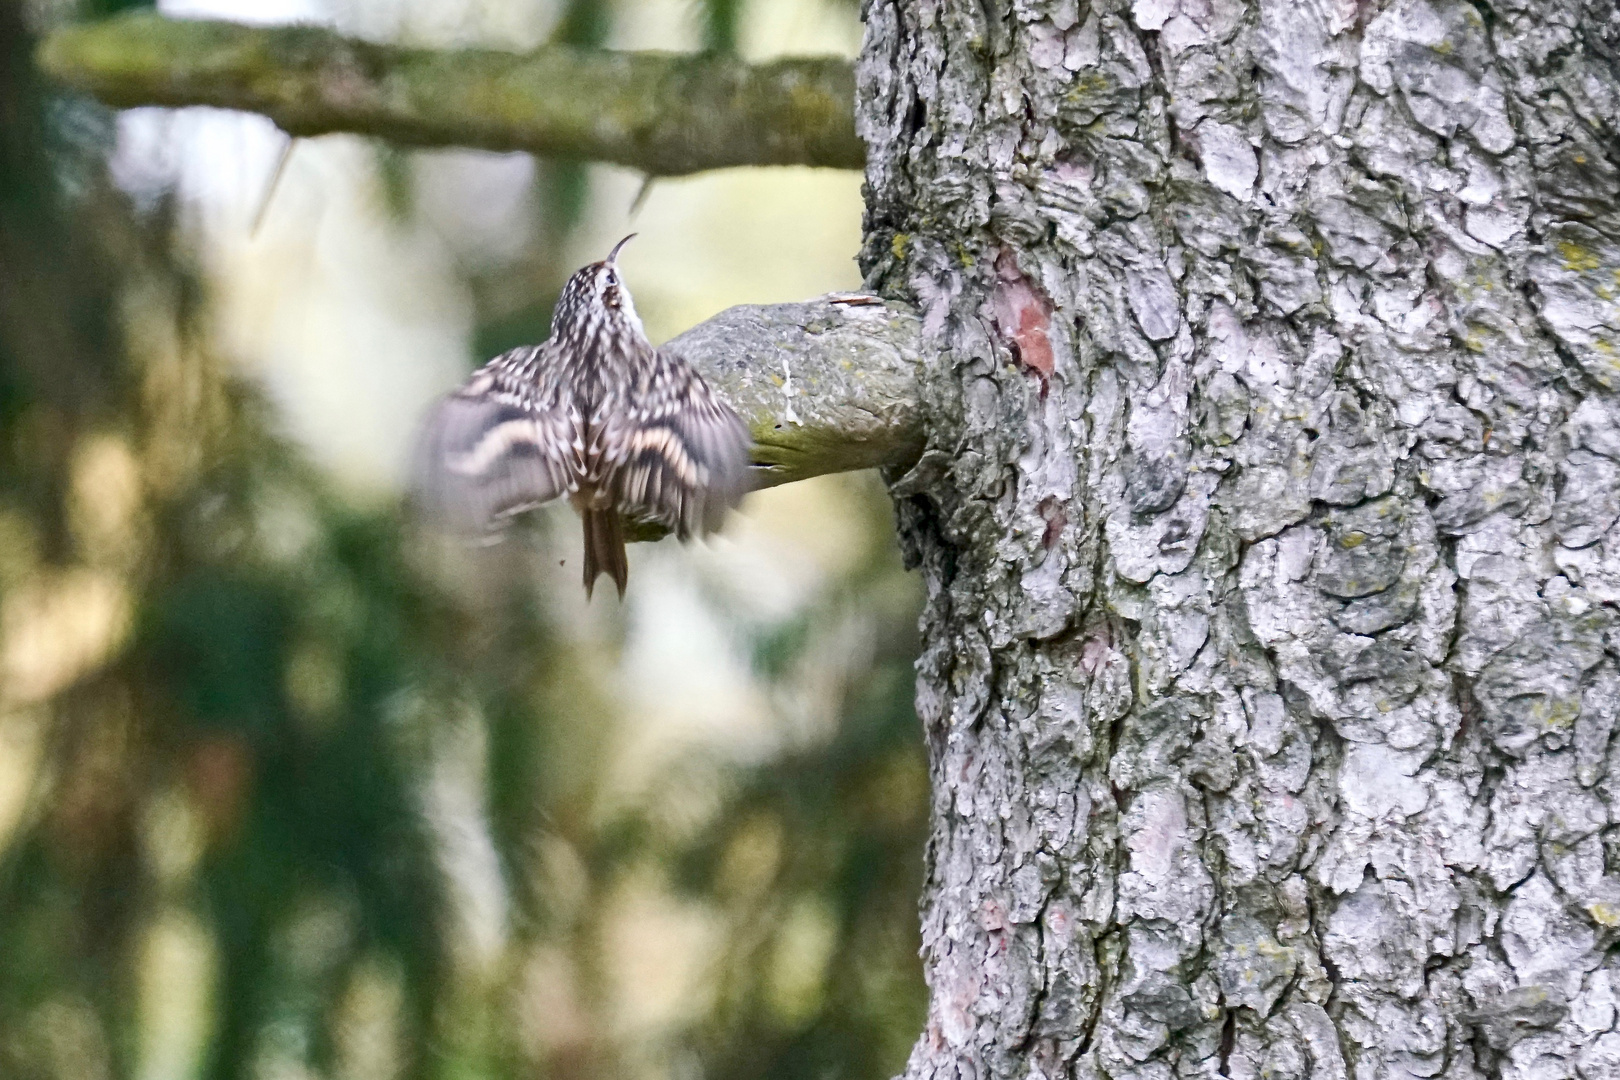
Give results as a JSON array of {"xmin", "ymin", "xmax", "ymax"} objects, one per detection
[{"xmin": 0, "ymin": 2, "xmax": 925, "ymax": 1080}]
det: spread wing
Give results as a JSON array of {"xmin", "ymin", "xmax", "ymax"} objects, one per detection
[
  {"xmin": 595, "ymin": 348, "xmax": 752, "ymax": 538},
  {"xmin": 411, "ymin": 346, "xmax": 579, "ymax": 533}
]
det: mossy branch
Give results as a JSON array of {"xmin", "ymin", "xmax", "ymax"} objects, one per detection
[
  {"xmin": 670, "ymin": 295, "xmax": 924, "ymax": 490},
  {"xmin": 37, "ymin": 11, "xmax": 863, "ymax": 176}
]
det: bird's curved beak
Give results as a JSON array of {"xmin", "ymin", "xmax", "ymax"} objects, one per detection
[{"xmin": 607, "ymin": 233, "xmax": 637, "ymax": 265}]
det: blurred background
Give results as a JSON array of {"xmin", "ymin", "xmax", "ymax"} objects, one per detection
[{"xmin": 0, "ymin": 1, "xmax": 927, "ymax": 1078}]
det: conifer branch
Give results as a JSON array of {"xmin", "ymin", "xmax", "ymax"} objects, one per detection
[{"xmin": 38, "ymin": 11, "xmax": 863, "ymax": 176}]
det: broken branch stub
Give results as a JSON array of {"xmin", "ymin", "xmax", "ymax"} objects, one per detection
[
  {"xmin": 667, "ymin": 295, "xmax": 926, "ymax": 492},
  {"xmin": 600, "ymin": 295, "xmax": 922, "ymax": 543},
  {"xmin": 667, "ymin": 297, "xmax": 926, "ymax": 501}
]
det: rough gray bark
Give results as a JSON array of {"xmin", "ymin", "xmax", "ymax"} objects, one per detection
[{"xmin": 857, "ymin": 1, "xmax": 1620, "ymax": 1079}]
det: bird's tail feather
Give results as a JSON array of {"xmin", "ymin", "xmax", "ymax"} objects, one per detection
[{"xmin": 581, "ymin": 508, "xmax": 628, "ymax": 600}]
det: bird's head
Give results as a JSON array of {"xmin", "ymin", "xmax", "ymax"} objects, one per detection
[{"xmin": 550, "ymin": 234, "xmax": 647, "ymax": 351}]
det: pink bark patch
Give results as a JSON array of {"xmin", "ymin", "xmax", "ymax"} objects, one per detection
[
  {"xmin": 1079, "ymin": 633, "xmax": 1117, "ymax": 675},
  {"xmin": 993, "ymin": 249, "xmax": 1055, "ymax": 382},
  {"xmin": 1038, "ymin": 495, "xmax": 1068, "ymax": 550}
]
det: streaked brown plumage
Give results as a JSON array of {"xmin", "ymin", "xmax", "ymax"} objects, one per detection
[{"xmin": 412, "ymin": 235, "xmax": 752, "ymax": 597}]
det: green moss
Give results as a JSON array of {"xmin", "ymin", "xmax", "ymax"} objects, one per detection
[
  {"xmin": 1588, "ymin": 902, "xmax": 1620, "ymax": 927},
  {"xmin": 1064, "ymin": 72, "xmax": 1113, "ymax": 103},
  {"xmin": 1559, "ymin": 239, "xmax": 1603, "ymax": 272}
]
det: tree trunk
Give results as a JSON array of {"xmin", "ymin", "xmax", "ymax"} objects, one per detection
[{"xmin": 858, "ymin": 1, "xmax": 1620, "ymax": 1078}]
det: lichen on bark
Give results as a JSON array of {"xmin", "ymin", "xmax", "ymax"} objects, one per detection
[{"xmin": 858, "ymin": 1, "xmax": 1620, "ymax": 1078}]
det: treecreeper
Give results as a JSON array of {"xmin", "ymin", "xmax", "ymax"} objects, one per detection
[{"xmin": 411, "ymin": 235, "xmax": 753, "ymax": 598}]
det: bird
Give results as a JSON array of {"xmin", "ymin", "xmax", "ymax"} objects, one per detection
[{"xmin": 411, "ymin": 235, "xmax": 753, "ymax": 598}]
